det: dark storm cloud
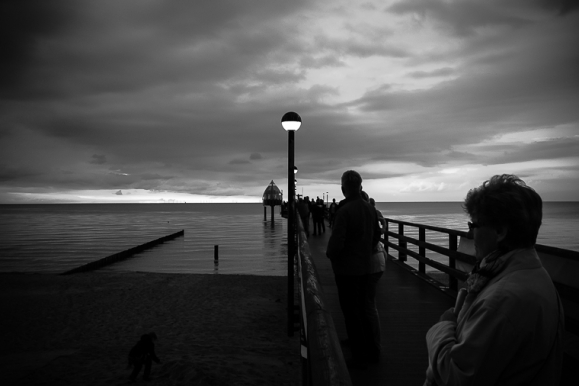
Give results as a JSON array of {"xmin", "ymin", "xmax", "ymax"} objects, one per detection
[
  {"xmin": 346, "ymin": 12, "xmax": 579, "ymax": 159},
  {"xmin": 250, "ymin": 153, "xmax": 263, "ymax": 160},
  {"xmin": 388, "ymin": 0, "xmax": 530, "ymax": 37},
  {"xmin": 530, "ymin": 0, "xmax": 579, "ymax": 15},
  {"xmin": 0, "ymin": 0, "xmax": 77, "ymax": 92},
  {"xmin": 90, "ymin": 154, "xmax": 107, "ymax": 165},
  {"xmin": 1, "ymin": 0, "xmax": 309, "ymax": 100},
  {"xmin": 485, "ymin": 136, "xmax": 579, "ymax": 166}
]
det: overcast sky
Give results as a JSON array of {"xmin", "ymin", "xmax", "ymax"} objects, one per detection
[{"xmin": 1, "ymin": 0, "xmax": 578, "ymax": 203}]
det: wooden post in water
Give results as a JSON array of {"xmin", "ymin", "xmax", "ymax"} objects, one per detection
[
  {"xmin": 419, "ymin": 228, "xmax": 426, "ymax": 273},
  {"xmin": 264, "ymin": 206, "xmax": 267, "ymax": 221},
  {"xmin": 214, "ymin": 245, "xmax": 219, "ymax": 266},
  {"xmin": 399, "ymin": 223, "xmax": 407, "ymax": 261},
  {"xmin": 449, "ymin": 234, "xmax": 458, "ymax": 291},
  {"xmin": 271, "ymin": 205, "xmax": 275, "ymax": 222}
]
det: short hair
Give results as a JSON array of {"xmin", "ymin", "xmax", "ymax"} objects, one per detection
[
  {"xmin": 341, "ymin": 170, "xmax": 362, "ymax": 193},
  {"xmin": 463, "ymin": 174, "xmax": 542, "ymax": 249}
]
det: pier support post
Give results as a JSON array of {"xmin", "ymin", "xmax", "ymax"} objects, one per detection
[
  {"xmin": 419, "ymin": 228, "xmax": 426, "ymax": 273},
  {"xmin": 264, "ymin": 206, "xmax": 267, "ymax": 221},
  {"xmin": 399, "ymin": 223, "xmax": 407, "ymax": 262},
  {"xmin": 449, "ymin": 235, "xmax": 457, "ymax": 291},
  {"xmin": 214, "ymin": 245, "xmax": 219, "ymax": 266}
]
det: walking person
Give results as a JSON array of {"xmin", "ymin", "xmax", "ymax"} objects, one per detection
[
  {"xmin": 312, "ymin": 200, "xmax": 325, "ymax": 235},
  {"xmin": 326, "ymin": 171, "xmax": 382, "ymax": 368},
  {"xmin": 424, "ymin": 174, "xmax": 564, "ymax": 385},
  {"xmin": 328, "ymin": 198, "xmax": 338, "ymax": 228}
]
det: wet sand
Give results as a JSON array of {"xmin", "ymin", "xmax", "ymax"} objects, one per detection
[{"xmin": 0, "ymin": 272, "xmax": 301, "ymax": 385}]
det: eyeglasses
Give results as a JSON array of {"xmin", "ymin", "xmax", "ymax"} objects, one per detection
[{"xmin": 467, "ymin": 221, "xmax": 480, "ymax": 231}]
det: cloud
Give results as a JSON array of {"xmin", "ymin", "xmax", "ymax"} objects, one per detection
[
  {"xmin": 228, "ymin": 159, "xmax": 251, "ymax": 165},
  {"xmin": 90, "ymin": 154, "xmax": 106, "ymax": 164},
  {"xmin": 407, "ymin": 67, "xmax": 456, "ymax": 78},
  {"xmin": 388, "ymin": 0, "xmax": 530, "ymax": 37},
  {"xmin": 250, "ymin": 153, "xmax": 263, "ymax": 160}
]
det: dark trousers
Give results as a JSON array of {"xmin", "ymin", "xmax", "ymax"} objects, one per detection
[
  {"xmin": 313, "ymin": 217, "xmax": 325, "ymax": 235},
  {"xmin": 130, "ymin": 355, "xmax": 152, "ymax": 380},
  {"xmin": 335, "ymin": 272, "xmax": 383, "ymax": 362}
]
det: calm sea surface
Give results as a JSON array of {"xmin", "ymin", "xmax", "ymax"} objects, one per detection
[{"xmin": 0, "ymin": 202, "xmax": 577, "ymax": 275}]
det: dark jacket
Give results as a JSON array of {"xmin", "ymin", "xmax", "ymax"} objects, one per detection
[
  {"xmin": 297, "ymin": 200, "xmax": 310, "ymax": 218},
  {"xmin": 326, "ymin": 195, "xmax": 381, "ymax": 275}
]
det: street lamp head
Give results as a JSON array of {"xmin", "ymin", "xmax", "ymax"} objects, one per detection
[
  {"xmin": 281, "ymin": 111, "xmax": 302, "ymax": 131},
  {"xmin": 294, "ymin": 166, "xmax": 298, "ymax": 174}
]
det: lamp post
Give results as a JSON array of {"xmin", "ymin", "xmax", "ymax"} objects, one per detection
[{"xmin": 281, "ymin": 111, "xmax": 301, "ymax": 337}]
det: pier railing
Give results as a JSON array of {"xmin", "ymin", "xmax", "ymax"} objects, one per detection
[
  {"xmin": 384, "ymin": 218, "xmax": 475, "ymax": 293},
  {"xmin": 384, "ymin": 217, "xmax": 579, "ymax": 373},
  {"xmin": 296, "ymin": 215, "xmax": 352, "ymax": 386}
]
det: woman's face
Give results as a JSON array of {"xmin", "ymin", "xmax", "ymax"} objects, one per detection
[{"xmin": 471, "ymin": 216, "xmax": 506, "ymax": 260}]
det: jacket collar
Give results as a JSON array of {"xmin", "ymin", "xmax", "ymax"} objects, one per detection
[{"xmin": 490, "ymin": 247, "xmax": 543, "ymax": 283}]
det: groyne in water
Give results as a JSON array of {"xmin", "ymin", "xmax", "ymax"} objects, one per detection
[{"xmin": 60, "ymin": 230, "xmax": 184, "ymax": 275}]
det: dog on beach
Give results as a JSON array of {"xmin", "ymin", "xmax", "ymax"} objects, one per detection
[{"xmin": 127, "ymin": 332, "xmax": 161, "ymax": 382}]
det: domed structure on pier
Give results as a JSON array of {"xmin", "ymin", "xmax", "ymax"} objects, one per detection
[{"xmin": 262, "ymin": 180, "xmax": 282, "ymax": 206}]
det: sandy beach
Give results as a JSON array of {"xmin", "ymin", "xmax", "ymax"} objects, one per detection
[{"xmin": 0, "ymin": 272, "xmax": 301, "ymax": 385}]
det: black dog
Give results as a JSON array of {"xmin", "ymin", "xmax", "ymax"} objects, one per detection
[{"xmin": 128, "ymin": 332, "xmax": 161, "ymax": 382}]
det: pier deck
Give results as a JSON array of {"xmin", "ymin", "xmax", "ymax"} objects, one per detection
[{"xmin": 305, "ymin": 221, "xmax": 454, "ymax": 386}]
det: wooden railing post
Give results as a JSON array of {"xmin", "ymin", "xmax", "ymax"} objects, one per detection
[
  {"xmin": 419, "ymin": 228, "xmax": 426, "ymax": 274},
  {"xmin": 399, "ymin": 223, "xmax": 407, "ymax": 262},
  {"xmin": 385, "ymin": 221, "xmax": 389, "ymax": 256},
  {"xmin": 449, "ymin": 234, "xmax": 458, "ymax": 291}
]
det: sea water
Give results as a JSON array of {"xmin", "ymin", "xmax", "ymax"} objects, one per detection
[
  {"xmin": 376, "ymin": 201, "xmax": 579, "ymax": 271},
  {"xmin": 0, "ymin": 202, "xmax": 577, "ymax": 275}
]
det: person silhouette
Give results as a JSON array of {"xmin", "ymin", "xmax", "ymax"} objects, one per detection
[{"xmin": 128, "ymin": 332, "xmax": 161, "ymax": 382}]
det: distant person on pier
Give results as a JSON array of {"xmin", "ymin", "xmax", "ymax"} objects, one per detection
[
  {"xmin": 312, "ymin": 200, "xmax": 326, "ymax": 235},
  {"xmin": 328, "ymin": 198, "xmax": 338, "ymax": 227},
  {"xmin": 424, "ymin": 174, "xmax": 564, "ymax": 386},
  {"xmin": 128, "ymin": 332, "xmax": 161, "ymax": 382},
  {"xmin": 297, "ymin": 197, "xmax": 311, "ymax": 237},
  {"xmin": 326, "ymin": 171, "xmax": 382, "ymax": 369}
]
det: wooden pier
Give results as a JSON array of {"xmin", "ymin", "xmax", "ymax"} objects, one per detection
[
  {"xmin": 299, "ymin": 216, "xmax": 578, "ymax": 385},
  {"xmin": 304, "ymin": 221, "xmax": 453, "ymax": 385}
]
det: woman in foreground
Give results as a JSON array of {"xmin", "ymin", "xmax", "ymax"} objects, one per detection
[{"xmin": 424, "ymin": 174, "xmax": 564, "ymax": 385}]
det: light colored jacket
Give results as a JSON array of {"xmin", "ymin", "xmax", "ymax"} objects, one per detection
[{"xmin": 425, "ymin": 248, "xmax": 564, "ymax": 385}]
